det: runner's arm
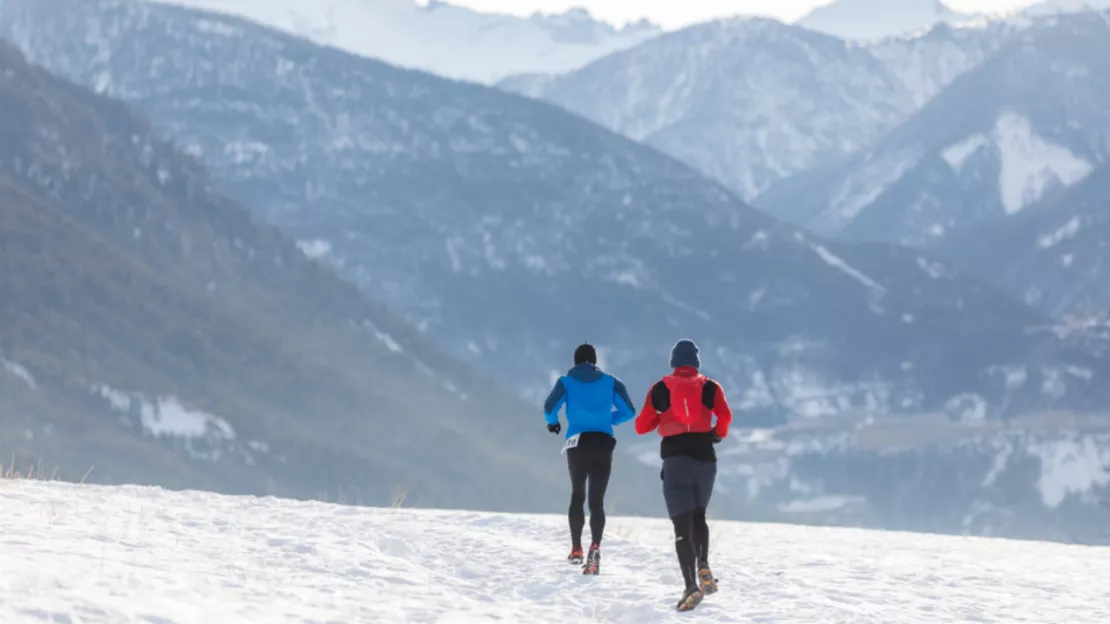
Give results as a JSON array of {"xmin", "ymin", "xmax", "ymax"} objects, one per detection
[
  {"xmin": 709, "ymin": 381, "xmax": 734, "ymax": 439},
  {"xmin": 611, "ymin": 377, "xmax": 636, "ymax": 425},
  {"xmin": 635, "ymin": 382, "xmax": 666, "ymax": 434},
  {"xmin": 543, "ymin": 378, "xmax": 567, "ymax": 426}
]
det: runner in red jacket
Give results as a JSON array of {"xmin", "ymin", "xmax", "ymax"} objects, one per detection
[{"xmin": 635, "ymin": 339, "xmax": 733, "ymax": 612}]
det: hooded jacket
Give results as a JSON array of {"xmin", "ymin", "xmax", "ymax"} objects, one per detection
[{"xmin": 544, "ymin": 363, "xmax": 636, "ymax": 441}]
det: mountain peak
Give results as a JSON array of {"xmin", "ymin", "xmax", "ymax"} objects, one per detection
[
  {"xmin": 526, "ymin": 5, "xmax": 662, "ymax": 42},
  {"xmin": 798, "ymin": 0, "xmax": 974, "ymax": 41},
  {"xmin": 1021, "ymin": 0, "xmax": 1110, "ymax": 16},
  {"xmin": 144, "ymin": 0, "xmax": 661, "ymax": 83},
  {"xmin": 530, "ymin": 6, "xmax": 594, "ymax": 21}
]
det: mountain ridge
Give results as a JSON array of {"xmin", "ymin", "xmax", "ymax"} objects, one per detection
[
  {"xmin": 143, "ymin": 0, "xmax": 662, "ymax": 84},
  {"xmin": 499, "ymin": 17, "xmax": 920, "ymax": 201},
  {"xmin": 756, "ymin": 9, "xmax": 1110, "ymax": 252},
  {"xmin": 498, "ymin": 15, "xmax": 1021, "ymax": 203},
  {"xmin": 0, "ymin": 35, "xmax": 576, "ymax": 512},
  {"xmin": 937, "ymin": 164, "xmax": 1110, "ymax": 317},
  {"xmin": 7, "ymin": 0, "xmax": 1110, "ymax": 428}
]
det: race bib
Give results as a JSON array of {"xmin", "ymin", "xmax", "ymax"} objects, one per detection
[{"xmin": 561, "ymin": 433, "xmax": 581, "ymax": 454}]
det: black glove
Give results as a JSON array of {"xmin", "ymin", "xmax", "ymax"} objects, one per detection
[
  {"xmin": 548, "ymin": 423, "xmax": 561, "ymax": 435},
  {"xmin": 712, "ymin": 431, "xmax": 723, "ymax": 444}
]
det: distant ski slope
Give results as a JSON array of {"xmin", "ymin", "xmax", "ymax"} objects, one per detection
[
  {"xmin": 144, "ymin": 0, "xmax": 661, "ymax": 83},
  {"xmin": 2, "ymin": 482, "xmax": 1107, "ymax": 622}
]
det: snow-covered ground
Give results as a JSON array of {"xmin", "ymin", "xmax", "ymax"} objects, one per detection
[{"xmin": 2, "ymin": 482, "xmax": 1107, "ymax": 622}]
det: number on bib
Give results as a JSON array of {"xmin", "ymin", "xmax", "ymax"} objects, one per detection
[{"xmin": 561, "ymin": 433, "xmax": 581, "ymax": 454}]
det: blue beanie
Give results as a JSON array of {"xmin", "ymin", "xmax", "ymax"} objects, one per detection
[{"xmin": 670, "ymin": 339, "xmax": 700, "ymax": 369}]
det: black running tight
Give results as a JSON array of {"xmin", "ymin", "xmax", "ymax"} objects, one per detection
[
  {"xmin": 567, "ymin": 446, "xmax": 613, "ymax": 548},
  {"xmin": 671, "ymin": 508, "xmax": 710, "ymax": 590}
]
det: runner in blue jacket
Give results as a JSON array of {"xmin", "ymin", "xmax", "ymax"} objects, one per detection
[{"xmin": 543, "ymin": 343, "xmax": 635, "ymax": 574}]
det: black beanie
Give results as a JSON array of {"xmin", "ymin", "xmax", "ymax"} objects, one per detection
[
  {"xmin": 574, "ymin": 343, "xmax": 597, "ymax": 365},
  {"xmin": 670, "ymin": 339, "xmax": 700, "ymax": 369}
]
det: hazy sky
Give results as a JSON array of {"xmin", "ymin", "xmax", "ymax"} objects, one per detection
[{"xmin": 449, "ymin": 0, "xmax": 1044, "ymax": 28}]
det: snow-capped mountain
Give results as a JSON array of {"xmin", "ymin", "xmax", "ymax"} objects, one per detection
[
  {"xmin": 1022, "ymin": 0, "xmax": 1110, "ymax": 17},
  {"xmin": 500, "ymin": 18, "xmax": 1015, "ymax": 201},
  {"xmin": 501, "ymin": 18, "xmax": 920, "ymax": 201},
  {"xmin": 0, "ymin": 37, "xmax": 574, "ymax": 514},
  {"xmin": 757, "ymin": 10, "xmax": 1110, "ymax": 249},
  {"xmin": 7, "ymin": 0, "xmax": 1110, "ymax": 427},
  {"xmin": 797, "ymin": 0, "xmax": 974, "ymax": 41},
  {"xmin": 142, "ymin": 0, "xmax": 661, "ymax": 84},
  {"xmin": 937, "ymin": 166, "xmax": 1110, "ymax": 317}
]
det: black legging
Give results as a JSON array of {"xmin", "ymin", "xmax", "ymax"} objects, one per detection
[
  {"xmin": 567, "ymin": 446, "xmax": 613, "ymax": 548},
  {"xmin": 671, "ymin": 508, "xmax": 710, "ymax": 590}
]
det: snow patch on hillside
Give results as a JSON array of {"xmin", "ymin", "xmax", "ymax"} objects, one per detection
[
  {"xmin": 809, "ymin": 242, "xmax": 885, "ymax": 293},
  {"xmin": 1038, "ymin": 216, "xmax": 1082, "ymax": 249},
  {"xmin": 375, "ymin": 331, "xmax": 404, "ymax": 354},
  {"xmin": 943, "ymin": 113, "xmax": 1094, "ymax": 214},
  {"xmin": 942, "ymin": 134, "xmax": 989, "ymax": 171},
  {"xmin": 1028, "ymin": 435, "xmax": 1110, "ymax": 507},
  {"xmin": 1, "ymin": 356, "xmax": 37, "ymax": 390},
  {"xmin": 297, "ymin": 239, "xmax": 332, "ymax": 258},
  {"xmin": 994, "ymin": 113, "xmax": 1094, "ymax": 213},
  {"xmin": 140, "ymin": 397, "xmax": 236, "ymax": 441},
  {"xmin": 92, "ymin": 385, "xmax": 236, "ymax": 459},
  {"xmin": 916, "ymin": 256, "xmax": 948, "ymax": 279}
]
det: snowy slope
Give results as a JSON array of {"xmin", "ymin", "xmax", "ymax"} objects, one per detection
[
  {"xmin": 798, "ymin": 0, "xmax": 974, "ymax": 41},
  {"xmin": 143, "ymin": 0, "xmax": 661, "ymax": 83},
  {"xmin": 758, "ymin": 10, "xmax": 1110, "ymax": 247},
  {"xmin": 2, "ymin": 481, "xmax": 1108, "ymax": 623}
]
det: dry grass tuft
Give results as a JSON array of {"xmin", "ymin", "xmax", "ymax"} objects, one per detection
[
  {"xmin": 1, "ymin": 452, "xmax": 93, "ymax": 483},
  {"xmin": 390, "ymin": 485, "xmax": 409, "ymax": 509}
]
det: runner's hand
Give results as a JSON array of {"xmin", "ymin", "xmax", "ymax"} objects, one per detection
[{"xmin": 548, "ymin": 423, "xmax": 561, "ymax": 435}]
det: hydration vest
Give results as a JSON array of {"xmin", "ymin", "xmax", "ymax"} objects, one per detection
[{"xmin": 657, "ymin": 372, "xmax": 712, "ymax": 437}]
